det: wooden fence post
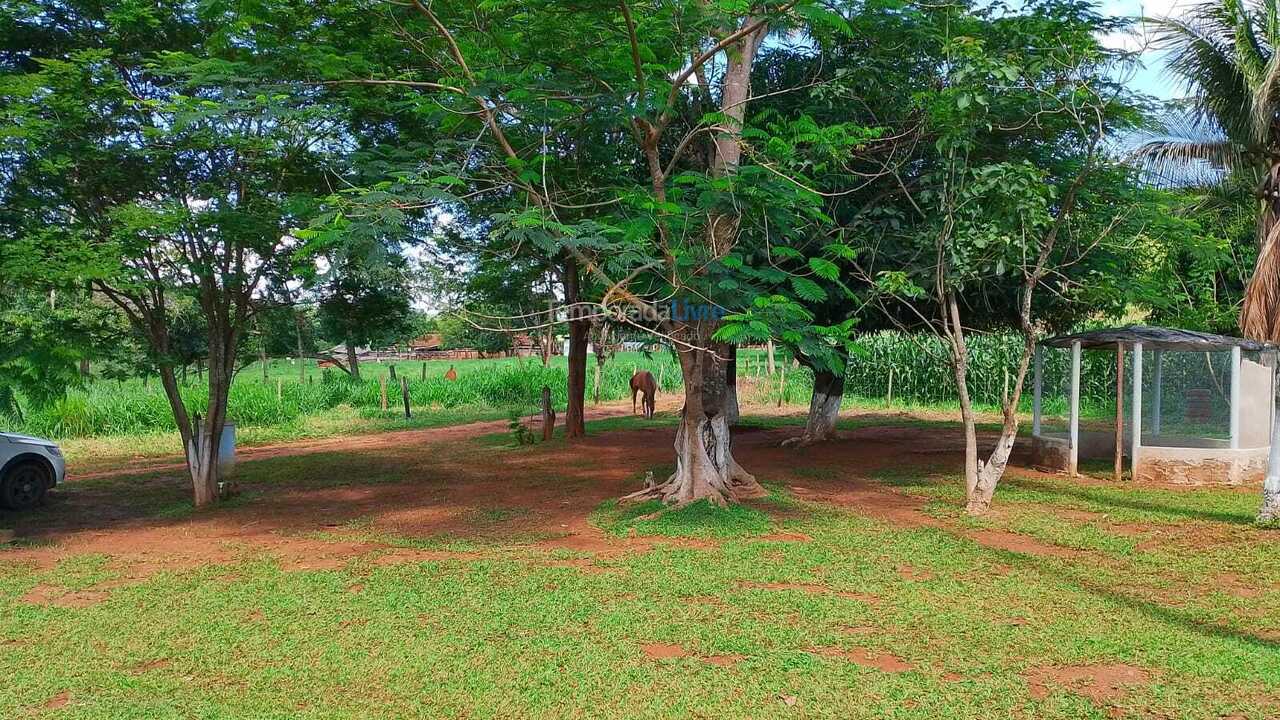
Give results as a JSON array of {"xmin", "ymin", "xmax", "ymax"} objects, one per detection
[
  {"xmin": 422, "ymin": 362, "xmax": 427, "ymax": 381},
  {"xmin": 541, "ymin": 385, "xmax": 556, "ymax": 441},
  {"xmin": 886, "ymin": 368, "xmax": 894, "ymax": 408},
  {"xmin": 276, "ymin": 378, "xmax": 282, "ymax": 403},
  {"xmin": 777, "ymin": 364, "xmax": 786, "ymax": 408},
  {"xmin": 401, "ymin": 377, "xmax": 411, "ymax": 419},
  {"xmin": 389, "ymin": 364, "xmax": 397, "ymax": 381}
]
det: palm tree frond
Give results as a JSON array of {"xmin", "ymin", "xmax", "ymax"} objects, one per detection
[
  {"xmin": 1150, "ymin": 11, "xmax": 1257, "ymax": 140},
  {"xmin": 1251, "ymin": 46, "xmax": 1280, "ymax": 140}
]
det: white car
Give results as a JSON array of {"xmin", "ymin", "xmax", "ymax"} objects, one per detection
[{"xmin": 0, "ymin": 432, "xmax": 66, "ymax": 510}]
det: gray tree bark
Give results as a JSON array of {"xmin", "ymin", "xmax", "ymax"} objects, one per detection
[
  {"xmin": 783, "ymin": 369, "xmax": 844, "ymax": 447},
  {"xmin": 346, "ymin": 339, "xmax": 361, "ymax": 381}
]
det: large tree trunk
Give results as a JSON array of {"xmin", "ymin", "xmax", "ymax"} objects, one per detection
[
  {"xmin": 724, "ymin": 344, "xmax": 740, "ymax": 425},
  {"xmin": 346, "ymin": 338, "xmax": 361, "ymax": 381},
  {"xmin": 620, "ymin": 17, "xmax": 769, "ymax": 506},
  {"xmin": 564, "ymin": 259, "xmax": 588, "ymax": 438},
  {"xmin": 783, "ymin": 367, "xmax": 844, "ymax": 447},
  {"xmin": 157, "ymin": 352, "xmax": 232, "ymax": 508},
  {"xmin": 623, "ymin": 325, "xmax": 764, "ymax": 506},
  {"xmin": 157, "ymin": 363, "xmax": 193, "ymax": 454}
]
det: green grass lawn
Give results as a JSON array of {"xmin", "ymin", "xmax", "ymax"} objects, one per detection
[{"xmin": 2, "ymin": 413, "xmax": 1277, "ymax": 718}]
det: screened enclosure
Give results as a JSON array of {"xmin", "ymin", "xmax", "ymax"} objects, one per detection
[{"xmin": 1030, "ymin": 327, "xmax": 1278, "ymax": 485}]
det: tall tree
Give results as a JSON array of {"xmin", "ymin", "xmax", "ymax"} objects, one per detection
[
  {"xmin": 867, "ymin": 0, "xmax": 1147, "ymax": 513},
  {"xmin": 310, "ymin": 0, "xmax": 859, "ymax": 504},
  {"xmin": 1138, "ymin": 0, "xmax": 1280, "ymax": 339},
  {"xmin": 1137, "ymin": 0, "xmax": 1280, "ymax": 520},
  {"xmin": 1, "ymin": 0, "xmax": 344, "ymax": 506}
]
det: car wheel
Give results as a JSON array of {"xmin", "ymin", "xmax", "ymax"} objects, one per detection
[{"xmin": 2, "ymin": 461, "xmax": 50, "ymax": 511}]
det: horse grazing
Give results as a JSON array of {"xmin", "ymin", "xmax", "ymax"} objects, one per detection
[
  {"xmin": 444, "ymin": 365, "xmax": 457, "ymax": 381},
  {"xmin": 630, "ymin": 370, "xmax": 656, "ymax": 418}
]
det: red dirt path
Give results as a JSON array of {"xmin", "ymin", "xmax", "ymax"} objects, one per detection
[{"xmin": 0, "ymin": 402, "xmax": 1147, "ymax": 580}]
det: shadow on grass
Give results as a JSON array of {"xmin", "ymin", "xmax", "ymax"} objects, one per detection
[
  {"xmin": 474, "ymin": 411, "xmax": 678, "ymax": 449},
  {"xmin": 1006, "ymin": 477, "xmax": 1258, "ymax": 526},
  {"xmin": 1024, "ymin": 554, "xmax": 1280, "ymax": 652},
  {"xmin": 0, "ymin": 447, "xmax": 480, "ymax": 545}
]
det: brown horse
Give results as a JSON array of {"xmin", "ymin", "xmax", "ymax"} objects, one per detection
[
  {"xmin": 444, "ymin": 365, "xmax": 457, "ymax": 381},
  {"xmin": 630, "ymin": 370, "xmax": 656, "ymax": 418}
]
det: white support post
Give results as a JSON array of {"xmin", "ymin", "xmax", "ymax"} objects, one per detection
[
  {"xmin": 1230, "ymin": 346, "xmax": 1242, "ymax": 450},
  {"xmin": 1132, "ymin": 342, "xmax": 1143, "ymax": 481},
  {"xmin": 1032, "ymin": 344, "xmax": 1043, "ymax": 437},
  {"xmin": 1070, "ymin": 340, "xmax": 1081, "ymax": 476},
  {"xmin": 1264, "ymin": 359, "xmax": 1280, "ymax": 521},
  {"xmin": 1152, "ymin": 350, "xmax": 1163, "ymax": 437}
]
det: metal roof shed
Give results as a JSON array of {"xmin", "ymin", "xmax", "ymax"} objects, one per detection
[{"xmin": 1032, "ymin": 326, "xmax": 1278, "ymax": 485}]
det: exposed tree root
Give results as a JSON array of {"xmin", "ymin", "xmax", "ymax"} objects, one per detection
[
  {"xmin": 964, "ymin": 498, "xmax": 993, "ymax": 516},
  {"xmin": 621, "ymin": 412, "xmax": 764, "ymax": 506},
  {"xmin": 780, "ymin": 430, "xmax": 839, "ymax": 448}
]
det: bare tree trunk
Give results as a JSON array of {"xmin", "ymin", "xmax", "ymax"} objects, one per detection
[
  {"xmin": 946, "ymin": 292, "xmax": 982, "ymax": 502},
  {"xmin": 967, "ymin": 334, "xmax": 1035, "ymax": 514},
  {"xmin": 346, "ymin": 338, "xmax": 361, "ymax": 381},
  {"xmin": 157, "ymin": 363, "xmax": 193, "ymax": 454},
  {"xmin": 783, "ymin": 368, "xmax": 844, "ymax": 447},
  {"xmin": 767, "ymin": 339, "xmax": 776, "ymax": 375},
  {"xmin": 541, "ymin": 385, "xmax": 556, "ymax": 441},
  {"xmin": 725, "ymin": 344, "xmax": 740, "ymax": 425},
  {"xmin": 564, "ymin": 259, "xmax": 588, "ymax": 438},
  {"xmin": 624, "ymin": 325, "xmax": 764, "ymax": 505},
  {"xmin": 950, "ymin": 295, "xmax": 1036, "ymax": 515}
]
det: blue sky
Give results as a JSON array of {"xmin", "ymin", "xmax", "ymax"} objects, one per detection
[{"xmin": 1100, "ymin": 0, "xmax": 1190, "ymax": 100}]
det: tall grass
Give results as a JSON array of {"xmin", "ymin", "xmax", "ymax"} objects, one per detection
[
  {"xmin": 3, "ymin": 333, "xmax": 1183, "ymax": 441},
  {"xmin": 3, "ymin": 352, "xmax": 681, "ymax": 440}
]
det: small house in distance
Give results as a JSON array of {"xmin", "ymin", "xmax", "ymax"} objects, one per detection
[
  {"xmin": 512, "ymin": 333, "xmax": 541, "ymax": 358},
  {"xmin": 317, "ymin": 344, "xmax": 371, "ymax": 369},
  {"xmin": 409, "ymin": 333, "xmax": 484, "ymax": 360},
  {"xmin": 409, "ymin": 334, "xmax": 444, "ymax": 358},
  {"xmin": 1030, "ymin": 326, "xmax": 1277, "ymax": 485}
]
